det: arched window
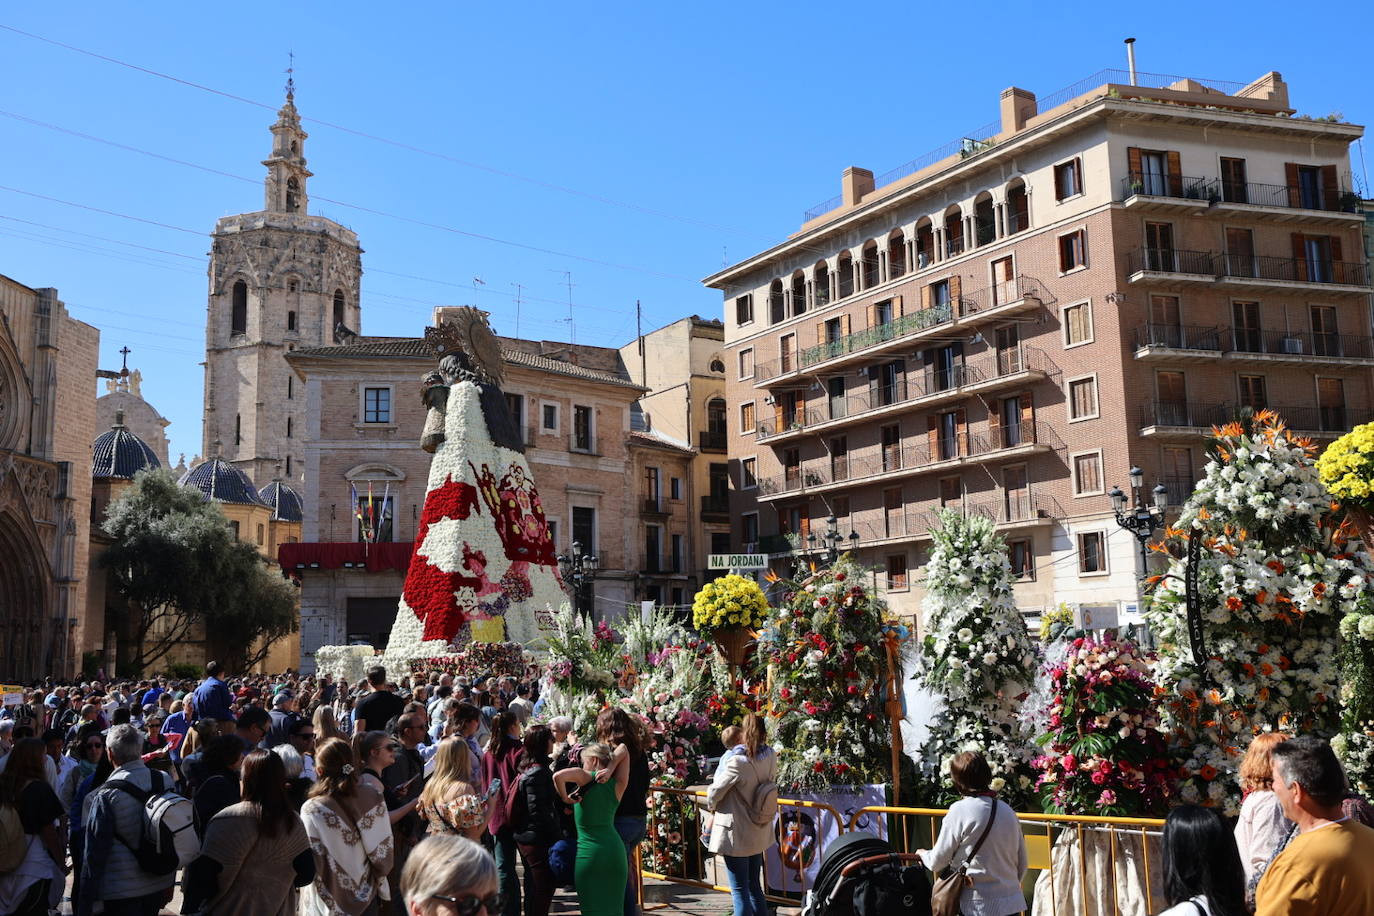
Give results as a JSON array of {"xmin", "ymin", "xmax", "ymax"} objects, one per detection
[
  {"xmin": 944, "ymin": 206, "xmax": 965, "ymax": 256},
  {"xmin": 837, "ymin": 251, "xmax": 854, "ymax": 298},
  {"xmin": 973, "ymin": 192, "xmax": 996, "ymax": 246},
  {"xmin": 231, "ymin": 280, "xmax": 248, "ymax": 335},
  {"xmin": 288, "ymin": 279, "xmax": 299, "ymax": 293},
  {"xmin": 1006, "ymin": 179, "xmax": 1030, "ymax": 234},
  {"xmin": 333, "ymin": 289, "xmax": 345, "ymax": 329},
  {"xmin": 707, "ymin": 397, "xmax": 727, "ymax": 436},
  {"xmin": 814, "ymin": 260, "xmax": 831, "ymax": 306},
  {"xmin": 768, "ymin": 280, "xmax": 785, "ymax": 324},
  {"xmin": 790, "ymin": 270, "xmax": 807, "ymax": 317},
  {"xmin": 708, "ymin": 358, "xmax": 725, "ymax": 373},
  {"xmin": 861, "ymin": 241, "xmax": 880, "ymax": 289},
  {"xmin": 286, "ymin": 177, "xmax": 300, "ymax": 212}
]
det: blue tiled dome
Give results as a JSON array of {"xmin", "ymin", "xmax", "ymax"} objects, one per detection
[
  {"xmin": 178, "ymin": 457, "xmax": 266, "ymax": 506},
  {"xmin": 92, "ymin": 415, "xmax": 161, "ymax": 479},
  {"xmin": 259, "ymin": 480, "xmax": 303, "ymax": 522}
]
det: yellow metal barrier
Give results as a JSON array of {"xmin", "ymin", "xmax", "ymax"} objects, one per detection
[{"xmin": 847, "ymin": 805, "xmax": 1167, "ymax": 916}]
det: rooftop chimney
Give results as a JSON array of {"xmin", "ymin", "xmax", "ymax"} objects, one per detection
[
  {"xmin": 841, "ymin": 167, "xmax": 875, "ymax": 208},
  {"xmin": 1124, "ymin": 38, "xmax": 1138, "ymax": 86},
  {"xmin": 1000, "ymin": 87, "xmax": 1038, "ymax": 133}
]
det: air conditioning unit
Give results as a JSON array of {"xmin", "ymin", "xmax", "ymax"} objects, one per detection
[{"xmin": 1281, "ymin": 337, "xmax": 1304, "ymax": 354}]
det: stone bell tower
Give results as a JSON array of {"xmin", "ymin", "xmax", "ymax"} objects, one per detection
[{"xmin": 202, "ymin": 83, "xmax": 363, "ymax": 488}]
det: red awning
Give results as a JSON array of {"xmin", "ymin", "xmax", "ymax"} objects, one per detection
[{"xmin": 277, "ymin": 541, "xmax": 414, "ymax": 576}]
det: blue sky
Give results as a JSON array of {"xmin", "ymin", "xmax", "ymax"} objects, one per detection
[{"xmin": 1, "ymin": 1, "xmax": 1371, "ymax": 465}]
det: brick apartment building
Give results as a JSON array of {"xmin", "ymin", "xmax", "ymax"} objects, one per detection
[{"xmin": 705, "ymin": 68, "xmax": 1370, "ymax": 625}]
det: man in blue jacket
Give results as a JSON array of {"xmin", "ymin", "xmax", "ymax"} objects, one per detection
[{"xmin": 190, "ymin": 661, "xmax": 235, "ymax": 728}]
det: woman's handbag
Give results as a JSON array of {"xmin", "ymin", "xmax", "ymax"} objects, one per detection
[{"xmin": 929, "ymin": 798, "xmax": 998, "ymax": 916}]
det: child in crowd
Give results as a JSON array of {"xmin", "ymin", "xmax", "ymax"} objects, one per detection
[{"xmin": 701, "ymin": 725, "xmax": 743, "ymax": 847}]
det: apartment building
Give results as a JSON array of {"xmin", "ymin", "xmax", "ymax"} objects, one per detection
[{"xmin": 706, "ymin": 68, "xmax": 1370, "ymax": 624}]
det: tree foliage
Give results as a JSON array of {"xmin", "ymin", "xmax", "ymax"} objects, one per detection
[{"xmin": 100, "ymin": 468, "xmax": 298, "ymax": 673}]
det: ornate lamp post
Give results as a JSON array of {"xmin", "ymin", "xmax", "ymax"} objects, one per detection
[
  {"xmin": 557, "ymin": 541, "xmax": 599, "ymax": 621},
  {"xmin": 1108, "ymin": 466, "xmax": 1170, "ymax": 569},
  {"xmin": 804, "ymin": 516, "xmax": 860, "ymax": 566}
]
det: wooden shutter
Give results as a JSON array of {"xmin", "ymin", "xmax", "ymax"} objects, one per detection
[
  {"xmin": 955, "ymin": 409, "xmax": 967, "ymax": 456},
  {"xmin": 773, "ymin": 399, "xmax": 784, "ymax": 433},
  {"xmin": 1127, "ymin": 147, "xmax": 1142, "ymax": 182},
  {"xmin": 920, "ymin": 284, "xmax": 932, "ymax": 311},
  {"xmin": 1331, "ymin": 235, "xmax": 1344, "ymax": 266},
  {"xmin": 1054, "ymin": 164, "xmax": 1066, "ymax": 199},
  {"xmin": 867, "ymin": 367, "xmax": 879, "ymax": 408},
  {"xmin": 1321, "ymin": 165, "xmax": 1339, "ymax": 211},
  {"xmin": 926, "ymin": 415, "xmax": 938, "ymax": 458},
  {"xmin": 1291, "ymin": 233, "xmax": 1308, "ymax": 281},
  {"xmin": 1021, "ymin": 392, "xmax": 1035, "ymax": 443},
  {"xmin": 892, "ymin": 295, "xmax": 904, "ymax": 317},
  {"xmin": 816, "ymin": 322, "xmax": 826, "ymax": 346},
  {"xmin": 1285, "ymin": 163, "xmax": 1301, "ymax": 208},
  {"xmin": 949, "ymin": 275, "xmax": 962, "ymax": 314},
  {"xmin": 988, "ymin": 399, "xmax": 1001, "ymax": 448},
  {"xmin": 1166, "ymin": 151, "xmax": 1183, "ymax": 197},
  {"xmin": 841, "ymin": 314, "xmax": 851, "ymax": 336},
  {"xmin": 794, "ymin": 391, "xmax": 806, "ymax": 425},
  {"xmin": 867, "ymin": 304, "xmax": 878, "ymax": 328}
]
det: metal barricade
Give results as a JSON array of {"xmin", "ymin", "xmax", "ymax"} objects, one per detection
[
  {"xmin": 847, "ymin": 805, "xmax": 1166, "ymax": 916},
  {"xmin": 640, "ymin": 785, "xmax": 847, "ymax": 907}
]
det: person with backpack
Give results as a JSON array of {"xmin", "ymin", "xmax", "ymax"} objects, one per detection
[
  {"xmin": 190, "ymin": 736, "xmax": 245, "ymax": 838},
  {"xmin": 78, "ymin": 724, "xmax": 183, "ymax": 916},
  {"xmin": 417, "ymin": 738, "xmax": 490, "ymax": 841},
  {"xmin": 181, "ymin": 749, "xmax": 314, "ymax": 915},
  {"xmin": 0, "ymin": 738, "xmax": 66, "ymax": 916},
  {"xmin": 484, "ymin": 712, "xmax": 525, "ymax": 916},
  {"xmin": 705, "ymin": 713, "xmax": 777, "ymax": 916},
  {"xmin": 511, "ymin": 725, "xmax": 561, "ymax": 916}
]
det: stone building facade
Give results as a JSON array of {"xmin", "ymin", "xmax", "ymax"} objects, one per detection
[
  {"xmin": 202, "ymin": 89, "xmax": 362, "ymax": 489},
  {"xmin": 706, "ymin": 69, "xmax": 1371, "ymax": 628},
  {"xmin": 0, "ymin": 273, "xmax": 100, "ymax": 679},
  {"xmin": 282, "ymin": 317, "xmax": 651, "ymax": 670}
]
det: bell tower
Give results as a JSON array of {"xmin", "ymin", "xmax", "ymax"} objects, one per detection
[{"xmin": 202, "ymin": 85, "xmax": 363, "ymax": 489}]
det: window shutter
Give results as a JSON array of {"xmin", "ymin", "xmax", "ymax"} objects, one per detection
[
  {"xmin": 1291, "ymin": 233, "xmax": 1308, "ymax": 281},
  {"xmin": 1166, "ymin": 151, "xmax": 1183, "ymax": 197},
  {"xmin": 1021, "ymin": 392, "xmax": 1035, "ymax": 443},
  {"xmin": 795, "ymin": 391, "xmax": 806, "ymax": 425},
  {"xmin": 1285, "ymin": 163, "xmax": 1301, "ymax": 208},
  {"xmin": 816, "ymin": 322, "xmax": 826, "ymax": 346},
  {"xmin": 1054, "ymin": 164, "xmax": 1066, "ymax": 199},
  {"xmin": 867, "ymin": 367, "xmax": 879, "ymax": 407},
  {"xmin": 921, "ymin": 285, "xmax": 932, "ymax": 311},
  {"xmin": 774, "ymin": 399, "xmax": 784, "ymax": 433},
  {"xmin": 841, "ymin": 314, "xmax": 851, "ymax": 336},
  {"xmin": 1330, "ymin": 235, "xmax": 1343, "ymax": 264},
  {"xmin": 1127, "ymin": 147, "xmax": 1142, "ymax": 182},
  {"xmin": 893, "ymin": 294, "xmax": 904, "ymax": 316},
  {"xmin": 949, "ymin": 275, "xmax": 962, "ymax": 314},
  {"xmin": 955, "ymin": 409, "xmax": 967, "ymax": 456},
  {"xmin": 926, "ymin": 414, "xmax": 938, "ymax": 458},
  {"xmin": 1321, "ymin": 165, "xmax": 1339, "ymax": 211},
  {"xmin": 1073, "ymin": 159, "xmax": 1084, "ymax": 195},
  {"xmin": 988, "ymin": 398, "xmax": 1002, "ymax": 445},
  {"xmin": 867, "ymin": 305, "xmax": 878, "ymax": 328}
]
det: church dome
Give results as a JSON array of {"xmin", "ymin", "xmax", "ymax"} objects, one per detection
[
  {"xmin": 259, "ymin": 480, "xmax": 303, "ymax": 522},
  {"xmin": 91, "ymin": 412, "xmax": 161, "ymax": 479},
  {"xmin": 178, "ymin": 457, "xmax": 266, "ymax": 506}
]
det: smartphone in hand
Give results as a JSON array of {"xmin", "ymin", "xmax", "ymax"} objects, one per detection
[{"xmin": 482, "ymin": 777, "xmax": 502, "ymax": 801}]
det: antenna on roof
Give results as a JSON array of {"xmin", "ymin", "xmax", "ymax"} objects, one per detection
[{"xmin": 1124, "ymin": 38, "xmax": 1138, "ymax": 86}]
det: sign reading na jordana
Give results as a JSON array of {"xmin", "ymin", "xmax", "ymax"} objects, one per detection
[{"xmin": 707, "ymin": 554, "xmax": 768, "ymax": 570}]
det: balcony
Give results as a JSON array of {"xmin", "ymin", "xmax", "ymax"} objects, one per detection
[
  {"xmin": 1160, "ymin": 475, "xmax": 1195, "ymax": 508},
  {"xmin": 751, "ymin": 275, "xmax": 1045, "ymax": 387},
  {"xmin": 700, "ymin": 494, "xmax": 730, "ymax": 523},
  {"xmin": 1214, "ymin": 254, "xmax": 1369, "ymax": 295},
  {"xmin": 1124, "ymin": 248, "xmax": 1217, "ymax": 286},
  {"xmin": 1119, "ymin": 173, "xmax": 1214, "ymax": 213},
  {"xmin": 756, "ymin": 347, "xmax": 1057, "ymax": 442},
  {"xmin": 570, "ymin": 434, "xmax": 600, "ymax": 455},
  {"xmin": 1212, "ymin": 180, "xmax": 1362, "ymax": 225},
  {"xmin": 640, "ymin": 497, "xmax": 670, "ymax": 518},
  {"xmin": 1139, "ymin": 402, "xmax": 1374, "ymax": 438},
  {"xmin": 845, "ymin": 492, "xmax": 1064, "ymax": 549},
  {"xmin": 1133, "ymin": 324, "xmax": 1374, "ymax": 366},
  {"xmin": 756, "ymin": 421, "xmax": 1061, "ymax": 501},
  {"xmin": 698, "ymin": 429, "xmax": 727, "ymax": 452}
]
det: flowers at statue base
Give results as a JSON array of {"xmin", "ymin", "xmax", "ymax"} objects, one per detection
[
  {"xmin": 760, "ymin": 554, "xmax": 901, "ymax": 792},
  {"xmin": 692, "ymin": 574, "xmax": 770, "ymax": 635},
  {"xmin": 540, "ymin": 603, "xmax": 623, "ymax": 736},
  {"xmin": 1332, "ymin": 728, "xmax": 1374, "ymax": 797},
  {"xmin": 1031, "ymin": 636, "xmax": 1176, "ymax": 816},
  {"xmin": 642, "ymin": 772, "xmax": 696, "ymax": 876},
  {"xmin": 1144, "ymin": 410, "xmax": 1372, "ymax": 814},
  {"xmin": 915, "ymin": 509, "xmax": 1039, "ymax": 807},
  {"xmin": 313, "ymin": 645, "xmax": 377, "ymax": 683},
  {"xmin": 704, "ymin": 689, "xmax": 753, "ymax": 731},
  {"xmin": 407, "ymin": 643, "xmax": 528, "ymax": 679},
  {"xmin": 1335, "ymin": 590, "xmax": 1374, "ymax": 794}
]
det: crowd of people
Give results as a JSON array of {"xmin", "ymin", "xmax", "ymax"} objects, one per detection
[{"xmin": 1, "ymin": 660, "xmax": 1373, "ymax": 916}]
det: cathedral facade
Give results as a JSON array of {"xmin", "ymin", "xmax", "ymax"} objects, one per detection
[{"xmin": 202, "ymin": 88, "xmax": 363, "ymax": 489}]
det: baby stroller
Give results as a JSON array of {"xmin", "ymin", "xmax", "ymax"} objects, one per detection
[{"xmin": 801, "ymin": 831, "xmax": 931, "ymax": 916}]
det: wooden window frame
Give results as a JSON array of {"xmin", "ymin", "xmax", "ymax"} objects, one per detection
[
  {"xmin": 1066, "ymin": 373, "xmax": 1099, "ymax": 422},
  {"xmin": 738, "ymin": 347, "xmax": 755, "ymax": 381},
  {"xmin": 1077, "ymin": 530, "xmax": 1109, "ymax": 576},
  {"xmin": 735, "ymin": 293, "xmax": 754, "ymax": 326},
  {"xmin": 1062, "ymin": 300, "xmax": 1094, "ymax": 348},
  {"xmin": 1008, "ymin": 538, "xmax": 1035, "ymax": 580},
  {"xmin": 361, "ymin": 385, "xmax": 396, "ymax": 426},
  {"xmin": 1053, "ymin": 156, "xmax": 1084, "ymax": 202},
  {"xmin": 1071, "ymin": 449, "xmax": 1105, "ymax": 497},
  {"xmin": 885, "ymin": 553, "xmax": 909, "ymax": 591},
  {"xmin": 739, "ymin": 401, "xmax": 756, "ymax": 435},
  {"xmin": 1058, "ymin": 229, "xmax": 1088, "ymax": 274}
]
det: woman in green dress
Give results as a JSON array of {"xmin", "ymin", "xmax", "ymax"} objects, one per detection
[{"xmin": 554, "ymin": 741, "xmax": 628, "ymax": 916}]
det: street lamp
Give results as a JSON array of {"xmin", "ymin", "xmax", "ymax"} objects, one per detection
[
  {"xmin": 1108, "ymin": 466, "xmax": 1170, "ymax": 569},
  {"xmin": 804, "ymin": 516, "xmax": 859, "ymax": 566},
  {"xmin": 557, "ymin": 541, "xmax": 599, "ymax": 620}
]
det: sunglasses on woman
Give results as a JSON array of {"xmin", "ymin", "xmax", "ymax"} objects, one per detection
[{"xmin": 431, "ymin": 893, "xmax": 504, "ymax": 916}]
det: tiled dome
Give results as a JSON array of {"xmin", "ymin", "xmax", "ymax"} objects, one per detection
[
  {"xmin": 259, "ymin": 480, "xmax": 304, "ymax": 522},
  {"xmin": 91, "ymin": 413, "xmax": 161, "ymax": 479},
  {"xmin": 178, "ymin": 457, "xmax": 266, "ymax": 506}
]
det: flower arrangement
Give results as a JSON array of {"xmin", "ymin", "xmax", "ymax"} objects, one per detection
[
  {"xmin": 1145, "ymin": 410, "xmax": 1371, "ymax": 813},
  {"xmin": 540, "ymin": 603, "xmax": 624, "ymax": 736},
  {"xmin": 407, "ymin": 643, "xmax": 528, "ymax": 679},
  {"xmin": 704, "ymin": 689, "xmax": 753, "ymax": 730},
  {"xmin": 1031, "ymin": 636, "xmax": 1176, "ymax": 816},
  {"xmin": 1316, "ymin": 420, "xmax": 1374, "ymax": 506},
  {"xmin": 312, "ymin": 645, "xmax": 377, "ymax": 684},
  {"xmin": 1038, "ymin": 603, "xmax": 1074, "ymax": 644},
  {"xmin": 642, "ymin": 773, "xmax": 697, "ymax": 876},
  {"xmin": 692, "ymin": 574, "xmax": 770, "ymax": 635},
  {"xmin": 760, "ymin": 554, "xmax": 900, "ymax": 792},
  {"xmin": 1335, "ymin": 591, "xmax": 1374, "ymax": 794},
  {"xmin": 915, "ymin": 510, "xmax": 1039, "ymax": 807}
]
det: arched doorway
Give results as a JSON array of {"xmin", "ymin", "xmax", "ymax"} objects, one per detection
[{"xmin": 0, "ymin": 509, "xmax": 53, "ymax": 682}]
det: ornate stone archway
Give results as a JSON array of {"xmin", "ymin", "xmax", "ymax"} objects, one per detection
[{"xmin": 0, "ymin": 505, "xmax": 53, "ymax": 682}]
